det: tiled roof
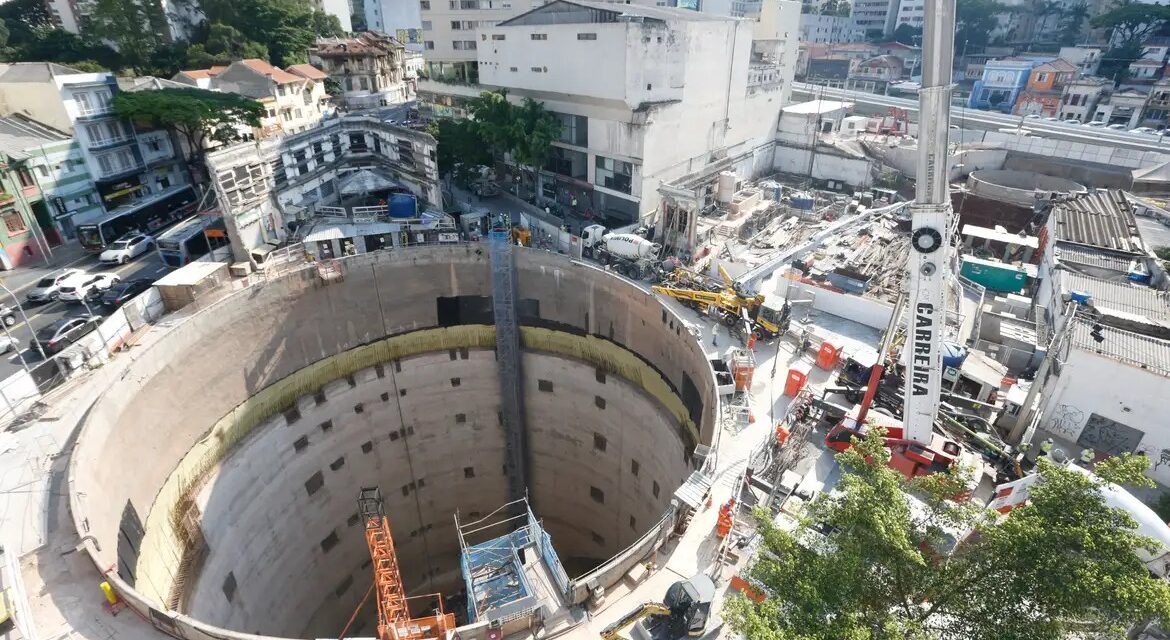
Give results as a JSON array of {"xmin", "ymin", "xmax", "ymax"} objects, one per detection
[
  {"xmin": 1035, "ymin": 58, "xmax": 1077, "ymax": 73},
  {"xmin": 238, "ymin": 59, "xmax": 302, "ymax": 84},
  {"xmin": 286, "ymin": 64, "xmax": 328, "ymax": 80},
  {"xmin": 0, "ymin": 62, "xmax": 88, "ymax": 82},
  {"xmin": 1070, "ymin": 318, "xmax": 1170, "ymax": 377},
  {"xmin": 1050, "ymin": 189, "xmax": 1146, "ymax": 253}
]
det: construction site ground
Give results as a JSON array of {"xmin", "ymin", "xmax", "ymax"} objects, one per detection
[{"xmin": 0, "ymin": 265, "xmax": 862, "ymax": 640}]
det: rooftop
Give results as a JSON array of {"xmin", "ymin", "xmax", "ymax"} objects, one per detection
[
  {"xmin": 1060, "ymin": 271, "xmax": 1170, "ymax": 326},
  {"xmin": 1053, "ymin": 243, "xmax": 1139, "ymax": 274},
  {"xmin": 1049, "ymin": 189, "xmax": 1146, "ymax": 254},
  {"xmin": 499, "ymin": 0, "xmax": 730, "ymax": 26},
  {"xmin": 1070, "ymin": 316, "xmax": 1170, "ymax": 377},
  {"xmin": 312, "ymin": 32, "xmax": 404, "ymax": 56},
  {"xmin": 1130, "ymin": 58, "xmax": 1165, "ymax": 68},
  {"xmin": 0, "ymin": 62, "xmax": 86, "ymax": 83},
  {"xmin": 0, "ymin": 114, "xmax": 70, "ymax": 161},
  {"xmin": 1034, "ymin": 58, "xmax": 1077, "ymax": 73},
  {"xmin": 236, "ymin": 59, "xmax": 302, "ymax": 85},
  {"xmin": 286, "ymin": 64, "xmax": 328, "ymax": 81},
  {"xmin": 783, "ymin": 99, "xmax": 853, "ymax": 115},
  {"xmin": 117, "ymin": 76, "xmax": 188, "ymax": 92}
]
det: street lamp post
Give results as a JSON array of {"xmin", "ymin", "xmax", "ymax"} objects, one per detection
[{"xmin": 0, "ymin": 281, "xmax": 45, "ymax": 360}]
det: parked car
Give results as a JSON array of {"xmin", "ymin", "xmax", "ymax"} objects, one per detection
[
  {"xmin": 1085, "ymin": 120, "xmax": 1107, "ymax": 127},
  {"xmin": 1131, "ymin": 126, "xmax": 1159, "ymax": 135},
  {"xmin": 26, "ymin": 268, "xmax": 87, "ymax": 303},
  {"xmin": 0, "ymin": 333, "xmax": 17, "ymax": 354},
  {"xmin": 58, "ymin": 273, "xmax": 121, "ymax": 302},
  {"xmin": 32, "ymin": 315, "xmax": 100, "ymax": 355},
  {"xmin": 100, "ymin": 278, "xmax": 154, "ymax": 308},
  {"xmin": 99, "ymin": 233, "xmax": 154, "ymax": 265},
  {"xmin": 1043, "ymin": 117, "xmax": 1061, "ymax": 122},
  {"xmin": 0, "ymin": 303, "xmax": 17, "ymax": 327},
  {"xmin": 1107, "ymin": 123, "xmax": 1128, "ymax": 130},
  {"xmin": 1024, "ymin": 114, "xmax": 1042, "ymax": 119}
]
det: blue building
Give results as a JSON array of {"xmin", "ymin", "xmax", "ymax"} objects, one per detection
[{"xmin": 968, "ymin": 58, "xmax": 1045, "ymax": 113}]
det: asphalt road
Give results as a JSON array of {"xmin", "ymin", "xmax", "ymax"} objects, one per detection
[{"xmin": 0, "ymin": 252, "xmax": 172, "ymax": 380}]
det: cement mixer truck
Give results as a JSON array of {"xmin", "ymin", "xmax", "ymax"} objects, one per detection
[{"xmin": 582, "ymin": 224, "xmax": 662, "ymax": 280}]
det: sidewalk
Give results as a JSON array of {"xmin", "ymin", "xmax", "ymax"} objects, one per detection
[{"xmin": 0, "ymin": 243, "xmax": 91, "ymax": 297}]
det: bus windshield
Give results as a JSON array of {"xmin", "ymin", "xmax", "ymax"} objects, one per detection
[{"xmin": 77, "ymin": 225, "xmax": 103, "ymax": 249}]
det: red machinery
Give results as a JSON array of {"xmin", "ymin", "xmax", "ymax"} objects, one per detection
[{"xmin": 358, "ymin": 488, "xmax": 455, "ymax": 640}]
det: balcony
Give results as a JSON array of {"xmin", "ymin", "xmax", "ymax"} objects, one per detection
[
  {"xmin": 87, "ymin": 134, "xmax": 135, "ymax": 151},
  {"xmin": 74, "ymin": 106, "xmax": 115, "ymax": 121}
]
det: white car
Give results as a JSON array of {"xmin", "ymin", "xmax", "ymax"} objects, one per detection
[
  {"xmin": 58, "ymin": 273, "xmax": 121, "ymax": 302},
  {"xmin": 1107, "ymin": 123, "xmax": 1128, "ymax": 130},
  {"xmin": 0, "ymin": 333, "xmax": 17, "ymax": 354},
  {"xmin": 1085, "ymin": 120, "xmax": 1107, "ymax": 127},
  {"xmin": 99, "ymin": 233, "xmax": 153, "ymax": 265},
  {"xmin": 1131, "ymin": 126, "xmax": 1159, "ymax": 135},
  {"xmin": 1024, "ymin": 114, "xmax": 1042, "ymax": 119},
  {"xmin": 26, "ymin": 268, "xmax": 87, "ymax": 303}
]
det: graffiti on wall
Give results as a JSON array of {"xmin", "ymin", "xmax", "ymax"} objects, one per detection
[
  {"xmin": 1046, "ymin": 403, "xmax": 1084, "ymax": 439},
  {"xmin": 1076, "ymin": 413, "xmax": 1144, "ymax": 456}
]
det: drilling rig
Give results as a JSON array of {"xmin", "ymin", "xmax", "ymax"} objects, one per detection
[{"xmin": 902, "ymin": 0, "xmax": 958, "ymax": 447}]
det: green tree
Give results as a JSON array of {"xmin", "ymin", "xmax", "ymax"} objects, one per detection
[
  {"xmin": 112, "ymin": 88, "xmax": 263, "ymax": 183},
  {"xmin": 85, "ymin": 0, "xmax": 169, "ymax": 73},
  {"xmin": 428, "ymin": 118, "xmax": 492, "ymax": 185},
  {"xmin": 1092, "ymin": 0, "xmax": 1170, "ymax": 47},
  {"xmin": 725, "ymin": 433, "xmax": 1170, "ymax": 640},
  {"xmin": 199, "ymin": 0, "xmax": 347, "ymax": 67},
  {"xmin": 185, "ymin": 23, "xmax": 269, "ymax": 67},
  {"xmin": 956, "ymin": 0, "xmax": 1007, "ymax": 53},
  {"xmin": 1099, "ymin": 40, "xmax": 1146, "ymax": 83},
  {"xmin": 7, "ymin": 26, "xmax": 123, "ymax": 70},
  {"xmin": 891, "ymin": 24, "xmax": 921, "ymax": 46},
  {"xmin": 509, "ymin": 97, "xmax": 561, "ymax": 187},
  {"xmin": 819, "ymin": 0, "xmax": 850, "ymax": 17},
  {"xmin": 1058, "ymin": 2, "xmax": 1090, "ymax": 46},
  {"xmin": 467, "ymin": 90, "xmax": 518, "ymax": 156}
]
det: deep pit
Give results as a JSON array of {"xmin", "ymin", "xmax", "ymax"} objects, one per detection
[{"xmin": 70, "ymin": 246, "xmax": 718, "ymax": 640}]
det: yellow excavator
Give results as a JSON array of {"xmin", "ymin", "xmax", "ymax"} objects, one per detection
[
  {"xmin": 600, "ymin": 575, "xmax": 715, "ymax": 640},
  {"xmin": 652, "ymin": 284, "xmax": 790, "ymax": 339}
]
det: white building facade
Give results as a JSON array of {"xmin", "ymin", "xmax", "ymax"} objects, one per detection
[
  {"xmin": 798, "ymin": 13, "xmax": 861, "ymax": 44},
  {"xmin": 474, "ymin": 0, "xmax": 799, "ymax": 225}
]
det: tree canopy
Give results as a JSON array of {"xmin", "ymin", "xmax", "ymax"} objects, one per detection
[
  {"xmin": 112, "ymin": 88, "xmax": 263, "ymax": 182},
  {"xmin": 725, "ymin": 433, "xmax": 1170, "ymax": 640},
  {"xmin": 955, "ymin": 0, "xmax": 1008, "ymax": 53},
  {"xmin": 85, "ymin": 0, "xmax": 170, "ymax": 73},
  {"xmin": 197, "ymin": 0, "xmax": 343, "ymax": 67},
  {"xmin": 1092, "ymin": 0, "xmax": 1170, "ymax": 47}
]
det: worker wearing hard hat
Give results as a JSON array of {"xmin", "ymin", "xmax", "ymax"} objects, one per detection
[{"xmin": 1039, "ymin": 438, "xmax": 1054, "ymax": 457}]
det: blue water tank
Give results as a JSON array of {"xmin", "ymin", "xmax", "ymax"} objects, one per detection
[
  {"xmin": 791, "ymin": 194, "xmax": 815, "ymax": 210},
  {"xmin": 389, "ymin": 193, "xmax": 418, "ymax": 218},
  {"xmin": 1069, "ymin": 290, "xmax": 1092, "ymax": 305},
  {"xmin": 941, "ymin": 341, "xmax": 968, "ymax": 369}
]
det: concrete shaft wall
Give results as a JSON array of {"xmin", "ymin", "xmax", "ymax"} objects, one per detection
[
  {"xmin": 187, "ymin": 348, "xmax": 687, "ymax": 638},
  {"xmin": 69, "ymin": 245, "xmax": 716, "ymax": 640}
]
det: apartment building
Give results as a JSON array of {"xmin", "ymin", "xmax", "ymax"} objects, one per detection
[
  {"xmin": 46, "ymin": 0, "xmax": 199, "ymax": 42},
  {"xmin": 471, "ymin": 0, "xmax": 799, "ymax": 225},
  {"xmin": 173, "ymin": 60, "xmax": 332, "ymax": 137},
  {"xmin": 851, "ymin": 0, "xmax": 900, "ymax": 38},
  {"xmin": 968, "ymin": 58, "xmax": 1042, "ymax": 113},
  {"xmin": 0, "ymin": 64, "xmax": 188, "ymax": 217},
  {"xmin": 798, "ymin": 13, "xmax": 860, "ymax": 44},
  {"xmin": 419, "ymin": 0, "xmax": 529, "ymax": 82},
  {"xmin": 1058, "ymin": 77, "xmax": 1108, "ymax": 122},
  {"xmin": 892, "ymin": 0, "xmax": 923, "ymax": 30},
  {"xmin": 310, "ymin": 33, "xmax": 413, "ymax": 109},
  {"xmin": 1094, "ymin": 89, "xmax": 1149, "ymax": 128},
  {"xmin": 1141, "ymin": 78, "xmax": 1170, "ymax": 129}
]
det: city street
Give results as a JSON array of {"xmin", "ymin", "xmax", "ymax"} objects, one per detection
[{"xmin": 0, "ymin": 252, "xmax": 172, "ymax": 380}]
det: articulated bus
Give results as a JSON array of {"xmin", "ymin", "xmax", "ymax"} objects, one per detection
[
  {"xmin": 156, "ymin": 214, "xmax": 229, "ymax": 268},
  {"xmin": 76, "ymin": 186, "xmax": 198, "ymax": 253}
]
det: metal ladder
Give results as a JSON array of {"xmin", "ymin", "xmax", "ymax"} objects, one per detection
[{"xmin": 489, "ymin": 226, "xmax": 529, "ymax": 509}]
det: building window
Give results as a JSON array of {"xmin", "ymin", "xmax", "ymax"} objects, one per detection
[
  {"xmin": 577, "ymin": 33, "xmax": 596, "ymax": 40},
  {"xmin": 553, "ymin": 112, "xmax": 587, "ymax": 146},
  {"xmin": 531, "ymin": 66, "xmax": 545, "ymax": 72},
  {"xmin": 595, "ymin": 156, "xmax": 633, "ymax": 194},
  {"xmin": 420, "ymin": 0, "xmax": 430, "ymax": 8},
  {"xmin": 2, "ymin": 212, "xmax": 27, "ymax": 235},
  {"xmin": 492, "ymin": 34, "xmax": 505, "ymax": 40},
  {"xmin": 531, "ymin": 33, "xmax": 547, "ymax": 40},
  {"xmin": 452, "ymin": 40, "xmax": 477, "ymax": 50},
  {"xmin": 424, "ymin": 41, "xmax": 435, "ymax": 50},
  {"xmin": 422, "ymin": 20, "xmax": 432, "ymax": 29}
]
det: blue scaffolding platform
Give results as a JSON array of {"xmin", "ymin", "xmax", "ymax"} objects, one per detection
[{"xmin": 456, "ymin": 498, "xmax": 572, "ymax": 626}]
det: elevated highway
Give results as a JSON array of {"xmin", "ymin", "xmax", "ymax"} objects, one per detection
[{"xmin": 793, "ymin": 82, "xmax": 1170, "ymax": 154}]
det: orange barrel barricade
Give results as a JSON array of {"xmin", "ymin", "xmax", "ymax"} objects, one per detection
[
  {"xmin": 775, "ymin": 422, "xmax": 791, "ymax": 446},
  {"xmin": 815, "ymin": 341, "xmax": 842, "ymax": 369}
]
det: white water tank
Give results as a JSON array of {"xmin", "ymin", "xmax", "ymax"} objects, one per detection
[{"xmin": 717, "ymin": 171, "xmax": 737, "ymax": 204}]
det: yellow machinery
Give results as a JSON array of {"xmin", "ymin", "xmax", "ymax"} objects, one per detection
[
  {"xmin": 600, "ymin": 575, "xmax": 715, "ymax": 640},
  {"xmin": 652, "ymin": 285, "xmax": 789, "ymax": 339}
]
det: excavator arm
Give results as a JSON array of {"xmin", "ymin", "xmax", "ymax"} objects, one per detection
[{"xmin": 600, "ymin": 602, "xmax": 672, "ymax": 640}]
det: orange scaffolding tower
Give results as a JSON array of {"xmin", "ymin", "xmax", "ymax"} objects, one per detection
[{"xmin": 358, "ymin": 487, "xmax": 455, "ymax": 640}]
